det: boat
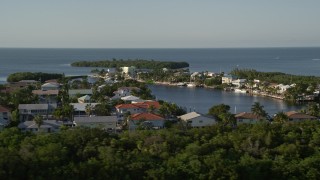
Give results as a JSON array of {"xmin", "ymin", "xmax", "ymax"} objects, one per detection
[
  {"xmin": 177, "ymin": 82, "xmax": 187, "ymax": 86},
  {"xmin": 234, "ymin": 89, "xmax": 247, "ymax": 93},
  {"xmin": 187, "ymin": 83, "xmax": 196, "ymax": 87}
]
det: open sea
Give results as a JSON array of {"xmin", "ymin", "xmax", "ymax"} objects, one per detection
[{"xmin": 1, "ymin": 47, "xmax": 320, "ymax": 114}]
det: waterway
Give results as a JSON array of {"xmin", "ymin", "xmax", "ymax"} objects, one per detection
[{"xmin": 149, "ymin": 84, "xmax": 304, "ymax": 115}]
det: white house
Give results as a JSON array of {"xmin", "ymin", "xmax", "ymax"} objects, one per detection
[
  {"xmin": 276, "ymin": 84, "xmax": 291, "ymax": 94},
  {"xmin": 73, "ymin": 116, "xmax": 118, "ymax": 131},
  {"xmin": 111, "ymin": 87, "xmax": 140, "ymax": 100},
  {"xmin": 121, "ymin": 66, "xmax": 136, "ymax": 77},
  {"xmin": 231, "ymin": 79, "xmax": 247, "ymax": 87},
  {"xmin": 128, "ymin": 113, "xmax": 165, "ymax": 130},
  {"xmin": 222, "ymin": 74, "xmax": 236, "ymax": 84},
  {"xmin": 178, "ymin": 112, "xmax": 217, "ymax": 127}
]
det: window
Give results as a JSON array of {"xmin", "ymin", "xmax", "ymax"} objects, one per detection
[{"xmin": 199, "ymin": 120, "xmax": 203, "ymax": 123}]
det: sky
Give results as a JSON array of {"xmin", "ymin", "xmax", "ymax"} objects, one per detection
[{"xmin": 1, "ymin": 0, "xmax": 320, "ymax": 48}]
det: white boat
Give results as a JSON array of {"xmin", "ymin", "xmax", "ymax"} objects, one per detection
[
  {"xmin": 187, "ymin": 83, "xmax": 196, "ymax": 87},
  {"xmin": 177, "ymin": 82, "xmax": 186, "ymax": 86},
  {"xmin": 234, "ymin": 89, "xmax": 247, "ymax": 93}
]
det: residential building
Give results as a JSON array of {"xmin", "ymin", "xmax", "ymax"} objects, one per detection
[
  {"xmin": 18, "ymin": 120, "xmax": 72, "ymax": 133},
  {"xmin": 121, "ymin": 66, "xmax": 136, "ymax": 77},
  {"xmin": 111, "ymin": 87, "xmax": 140, "ymax": 100},
  {"xmin": 285, "ymin": 111, "xmax": 318, "ymax": 122},
  {"xmin": 78, "ymin": 95, "xmax": 91, "ymax": 103},
  {"xmin": 18, "ymin": 104, "xmax": 57, "ymax": 121},
  {"xmin": 41, "ymin": 82, "xmax": 60, "ymax": 91},
  {"xmin": 73, "ymin": 116, "xmax": 118, "ymax": 131},
  {"xmin": 128, "ymin": 113, "xmax": 165, "ymax": 130},
  {"xmin": 0, "ymin": 106, "xmax": 11, "ymax": 130},
  {"xmin": 32, "ymin": 89, "xmax": 59, "ymax": 104},
  {"xmin": 178, "ymin": 112, "xmax": 217, "ymax": 127},
  {"xmin": 69, "ymin": 89, "xmax": 93, "ymax": 97},
  {"xmin": 115, "ymin": 101, "xmax": 160, "ymax": 120},
  {"xmin": 70, "ymin": 103, "xmax": 99, "ymax": 117},
  {"xmin": 235, "ymin": 112, "xmax": 265, "ymax": 125},
  {"xmin": 222, "ymin": 74, "xmax": 236, "ymax": 84},
  {"xmin": 232, "ymin": 79, "xmax": 247, "ymax": 87}
]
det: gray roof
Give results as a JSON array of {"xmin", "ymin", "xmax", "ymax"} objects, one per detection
[
  {"xmin": 178, "ymin": 112, "xmax": 216, "ymax": 121},
  {"xmin": 70, "ymin": 103, "xmax": 99, "ymax": 111},
  {"xmin": 18, "ymin": 104, "xmax": 57, "ymax": 110},
  {"xmin": 18, "ymin": 120, "xmax": 69, "ymax": 129},
  {"xmin": 69, "ymin": 89, "xmax": 93, "ymax": 95},
  {"xmin": 74, "ymin": 116, "xmax": 117, "ymax": 123}
]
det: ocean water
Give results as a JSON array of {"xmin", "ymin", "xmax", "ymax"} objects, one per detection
[
  {"xmin": 1, "ymin": 47, "xmax": 319, "ymax": 113},
  {"xmin": 1, "ymin": 48, "xmax": 320, "ymax": 84}
]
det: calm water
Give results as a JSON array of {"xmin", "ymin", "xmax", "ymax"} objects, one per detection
[
  {"xmin": 1, "ymin": 47, "xmax": 319, "ymax": 114},
  {"xmin": 149, "ymin": 85, "xmax": 303, "ymax": 115}
]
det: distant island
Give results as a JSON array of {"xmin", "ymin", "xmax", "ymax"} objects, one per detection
[{"xmin": 71, "ymin": 59, "xmax": 189, "ymax": 69}]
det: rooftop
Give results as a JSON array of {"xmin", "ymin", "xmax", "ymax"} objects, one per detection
[{"xmin": 130, "ymin": 113, "xmax": 164, "ymax": 121}]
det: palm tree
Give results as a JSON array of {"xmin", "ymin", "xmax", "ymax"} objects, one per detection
[
  {"xmin": 33, "ymin": 115, "xmax": 43, "ymax": 130},
  {"xmin": 273, "ymin": 112, "xmax": 289, "ymax": 123},
  {"xmin": 307, "ymin": 102, "xmax": 319, "ymax": 117},
  {"xmin": 85, "ymin": 103, "xmax": 93, "ymax": 116},
  {"xmin": 251, "ymin": 102, "xmax": 268, "ymax": 119}
]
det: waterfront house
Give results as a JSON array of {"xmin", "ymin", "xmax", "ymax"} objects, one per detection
[
  {"xmin": 116, "ymin": 101, "xmax": 160, "ymax": 114},
  {"xmin": 18, "ymin": 104, "xmax": 57, "ymax": 122},
  {"xmin": 41, "ymin": 82, "xmax": 60, "ymax": 91},
  {"xmin": 18, "ymin": 120, "xmax": 72, "ymax": 133},
  {"xmin": 121, "ymin": 95, "xmax": 140, "ymax": 102},
  {"xmin": 121, "ymin": 66, "xmax": 136, "ymax": 78},
  {"xmin": 285, "ymin": 111, "xmax": 318, "ymax": 122},
  {"xmin": 111, "ymin": 87, "xmax": 140, "ymax": 100},
  {"xmin": 0, "ymin": 106, "xmax": 11, "ymax": 130},
  {"xmin": 73, "ymin": 116, "xmax": 118, "ymax": 131},
  {"xmin": 222, "ymin": 74, "xmax": 236, "ymax": 84},
  {"xmin": 128, "ymin": 113, "xmax": 165, "ymax": 130},
  {"xmin": 276, "ymin": 84, "xmax": 291, "ymax": 94},
  {"xmin": 235, "ymin": 112, "xmax": 265, "ymax": 125},
  {"xmin": 232, "ymin": 79, "xmax": 247, "ymax": 87},
  {"xmin": 178, "ymin": 112, "xmax": 217, "ymax": 127}
]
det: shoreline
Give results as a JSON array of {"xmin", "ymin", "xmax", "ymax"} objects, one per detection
[{"xmin": 138, "ymin": 79, "xmax": 287, "ymax": 101}]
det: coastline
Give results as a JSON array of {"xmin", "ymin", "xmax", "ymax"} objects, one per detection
[{"xmin": 138, "ymin": 79, "xmax": 287, "ymax": 101}]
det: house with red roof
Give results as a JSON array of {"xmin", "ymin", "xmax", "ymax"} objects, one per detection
[
  {"xmin": 235, "ymin": 112, "xmax": 266, "ymax": 125},
  {"xmin": 285, "ymin": 111, "xmax": 317, "ymax": 122},
  {"xmin": 128, "ymin": 112, "xmax": 165, "ymax": 130},
  {"xmin": 115, "ymin": 101, "xmax": 160, "ymax": 120}
]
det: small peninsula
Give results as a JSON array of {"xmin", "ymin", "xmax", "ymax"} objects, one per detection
[{"xmin": 71, "ymin": 59, "xmax": 189, "ymax": 69}]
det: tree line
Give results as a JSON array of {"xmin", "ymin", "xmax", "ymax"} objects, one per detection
[
  {"xmin": 71, "ymin": 59, "xmax": 189, "ymax": 69},
  {"xmin": 7, "ymin": 72, "xmax": 63, "ymax": 82},
  {"xmin": 1, "ymin": 121, "xmax": 320, "ymax": 179}
]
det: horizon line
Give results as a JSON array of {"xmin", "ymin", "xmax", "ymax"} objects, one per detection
[{"xmin": 1, "ymin": 46, "xmax": 320, "ymax": 49}]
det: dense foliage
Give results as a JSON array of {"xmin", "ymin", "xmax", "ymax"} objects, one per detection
[
  {"xmin": 1, "ymin": 121, "xmax": 320, "ymax": 179},
  {"xmin": 71, "ymin": 59, "xmax": 189, "ymax": 69},
  {"xmin": 7, "ymin": 72, "xmax": 63, "ymax": 82},
  {"xmin": 230, "ymin": 68, "xmax": 320, "ymax": 85}
]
